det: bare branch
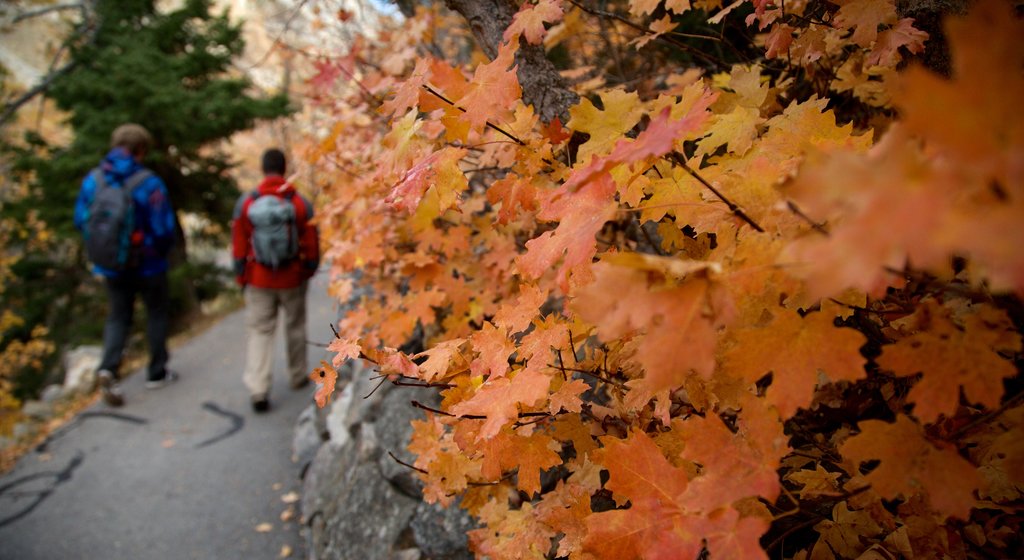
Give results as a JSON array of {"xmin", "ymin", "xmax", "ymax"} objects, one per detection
[{"xmin": 8, "ymin": 2, "xmax": 83, "ymax": 24}]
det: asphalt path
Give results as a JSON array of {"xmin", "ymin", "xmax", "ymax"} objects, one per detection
[{"xmin": 0, "ymin": 272, "xmax": 336, "ymax": 560}]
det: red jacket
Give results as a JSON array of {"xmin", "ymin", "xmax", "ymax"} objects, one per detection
[{"xmin": 232, "ymin": 175, "xmax": 319, "ymax": 289}]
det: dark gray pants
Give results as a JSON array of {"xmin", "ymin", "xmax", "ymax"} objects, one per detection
[{"xmin": 98, "ymin": 272, "xmax": 170, "ymax": 381}]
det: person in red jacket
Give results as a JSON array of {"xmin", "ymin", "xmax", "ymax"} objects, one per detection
[{"xmin": 232, "ymin": 149, "xmax": 319, "ymax": 412}]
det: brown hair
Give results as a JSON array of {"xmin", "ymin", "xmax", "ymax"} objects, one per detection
[{"xmin": 110, "ymin": 123, "xmax": 153, "ymax": 156}]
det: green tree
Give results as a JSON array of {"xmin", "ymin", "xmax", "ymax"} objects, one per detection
[{"xmin": 1, "ymin": 0, "xmax": 289, "ymax": 397}]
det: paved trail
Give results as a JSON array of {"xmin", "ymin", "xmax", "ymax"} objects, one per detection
[{"xmin": 0, "ymin": 273, "xmax": 337, "ymax": 560}]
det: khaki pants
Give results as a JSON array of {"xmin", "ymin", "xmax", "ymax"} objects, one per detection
[{"xmin": 243, "ymin": 283, "xmax": 308, "ymax": 397}]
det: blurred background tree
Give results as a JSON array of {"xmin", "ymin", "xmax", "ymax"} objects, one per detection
[{"xmin": 0, "ymin": 0, "xmax": 290, "ymax": 401}]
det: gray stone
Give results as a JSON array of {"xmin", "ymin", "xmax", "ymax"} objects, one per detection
[
  {"xmin": 392, "ymin": 549, "xmax": 422, "ymax": 560},
  {"xmin": 12, "ymin": 422, "xmax": 36, "ymax": 440},
  {"xmin": 303, "ymin": 424, "xmax": 420, "ymax": 560},
  {"xmin": 22, "ymin": 399, "xmax": 53, "ymax": 421},
  {"xmin": 292, "ymin": 405, "xmax": 325, "ymax": 477},
  {"xmin": 410, "ymin": 499, "xmax": 477, "ymax": 560},
  {"xmin": 63, "ymin": 345, "xmax": 102, "ymax": 394},
  {"xmin": 40, "ymin": 384, "xmax": 64, "ymax": 403}
]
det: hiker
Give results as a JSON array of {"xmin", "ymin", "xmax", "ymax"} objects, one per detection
[
  {"xmin": 74, "ymin": 123, "xmax": 178, "ymax": 407},
  {"xmin": 232, "ymin": 149, "xmax": 319, "ymax": 413}
]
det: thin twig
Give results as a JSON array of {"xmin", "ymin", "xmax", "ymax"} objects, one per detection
[
  {"xmin": 949, "ymin": 391, "xmax": 1024, "ymax": 440},
  {"xmin": 668, "ymin": 152, "xmax": 765, "ymax": 232},
  {"xmin": 786, "ymin": 200, "xmax": 829, "ymax": 236},
  {"xmin": 388, "ymin": 451, "xmax": 428, "ymax": 474},
  {"xmin": 421, "ymin": 85, "xmax": 526, "ymax": 146},
  {"xmin": 564, "ymin": 0, "xmax": 727, "ymax": 68}
]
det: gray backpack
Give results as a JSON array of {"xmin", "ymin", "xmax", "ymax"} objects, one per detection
[
  {"xmin": 247, "ymin": 192, "xmax": 299, "ymax": 269},
  {"xmin": 85, "ymin": 168, "xmax": 151, "ymax": 270}
]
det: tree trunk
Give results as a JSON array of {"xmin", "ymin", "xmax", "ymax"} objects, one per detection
[{"xmin": 444, "ymin": 0, "xmax": 579, "ymax": 123}]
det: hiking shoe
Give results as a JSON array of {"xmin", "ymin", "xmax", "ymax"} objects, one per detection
[
  {"xmin": 145, "ymin": 370, "xmax": 179, "ymax": 390},
  {"xmin": 97, "ymin": 369, "xmax": 125, "ymax": 407},
  {"xmin": 251, "ymin": 394, "xmax": 270, "ymax": 413},
  {"xmin": 290, "ymin": 376, "xmax": 311, "ymax": 390}
]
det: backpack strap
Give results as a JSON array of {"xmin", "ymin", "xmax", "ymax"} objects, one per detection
[{"xmin": 121, "ymin": 169, "xmax": 152, "ymax": 193}]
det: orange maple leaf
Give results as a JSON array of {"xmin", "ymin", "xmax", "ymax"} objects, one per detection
[
  {"xmin": 722, "ymin": 309, "xmax": 867, "ymax": 418},
  {"xmin": 469, "ymin": 321, "xmax": 516, "ymax": 378},
  {"xmin": 310, "ymin": 360, "xmax": 339, "ymax": 408},
  {"xmin": 571, "ymin": 259, "xmax": 735, "ymax": 417},
  {"xmin": 503, "ymin": 0, "xmax": 564, "ymax": 45},
  {"xmin": 451, "ymin": 366, "xmax": 552, "ymax": 440},
  {"xmin": 517, "ymin": 172, "xmax": 618, "ymax": 291},
  {"xmin": 412, "ymin": 338, "xmax": 466, "ymax": 382},
  {"xmin": 478, "ymin": 429, "xmax": 562, "ymax": 496},
  {"xmin": 493, "ymin": 284, "xmax": 548, "ymax": 335},
  {"xmin": 326, "ymin": 336, "xmax": 361, "ymax": 368},
  {"xmin": 832, "ymin": 0, "xmax": 896, "ymax": 47},
  {"xmin": 877, "ymin": 301, "xmax": 1020, "ymax": 423},
  {"xmin": 385, "ymin": 147, "xmax": 468, "ymax": 215},
  {"xmin": 839, "ymin": 415, "xmax": 982, "ymax": 520},
  {"xmin": 583, "ymin": 429, "xmax": 770, "ymax": 559},
  {"xmin": 456, "ymin": 42, "xmax": 522, "ymax": 135}
]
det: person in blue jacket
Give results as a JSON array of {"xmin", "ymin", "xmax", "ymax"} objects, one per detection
[{"xmin": 73, "ymin": 123, "xmax": 178, "ymax": 406}]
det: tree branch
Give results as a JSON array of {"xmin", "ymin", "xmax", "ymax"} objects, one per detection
[
  {"xmin": 8, "ymin": 2, "xmax": 83, "ymax": 24},
  {"xmin": 444, "ymin": 0, "xmax": 579, "ymax": 123}
]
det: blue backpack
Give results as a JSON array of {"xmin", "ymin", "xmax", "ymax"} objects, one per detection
[{"xmin": 84, "ymin": 168, "xmax": 151, "ymax": 270}]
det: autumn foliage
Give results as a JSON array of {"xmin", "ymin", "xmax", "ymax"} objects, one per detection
[{"xmin": 300, "ymin": 0, "xmax": 1024, "ymax": 558}]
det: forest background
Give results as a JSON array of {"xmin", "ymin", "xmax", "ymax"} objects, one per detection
[{"xmin": 3, "ymin": 0, "xmax": 1024, "ymax": 559}]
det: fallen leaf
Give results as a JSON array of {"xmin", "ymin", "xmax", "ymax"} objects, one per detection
[
  {"xmin": 281, "ymin": 491, "xmax": 300, "ymax": 504},
  {"xmin": 255, "ymin": 522, "xmax": 273, "ymax": 533},
  {"xmin": 161, "ymin": 438, "xmax": 176, "ymax": 448},
  {"xmin": 279, "ymin": 544, "xmax": 293, "ymax": 558},
  {"xmin": 280, "ymin": 508, "xmax": 295, "ymax": 522}
]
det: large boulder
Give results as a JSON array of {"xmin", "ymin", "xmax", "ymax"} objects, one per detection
[
  {"xmin": 62, "ymin": 345, "xmax": 102, "ymax": 396},
  {"xmin": 298, "ymin": 362, "xmax": 475, "ymax": 560}
]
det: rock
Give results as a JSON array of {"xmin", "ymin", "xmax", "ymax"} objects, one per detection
[
  {"xmin": 392, "ymin": 549, "xmax": 421, "ymax": 560},
  {"xmin": 40, "ymin": 384, "xmax": 64, "ymax": 403},
  {"xmin": 63, "ymin": 345, "xmax": 102, "ymax": 395},
  {"xmin": 22, "ymin": 400, "xmax": 53, "ymax": 421},
  {"xmin": 303, "ymin": 424, "xmax": 420, "ymax": 560},
  {"xmin": 410, "ymin": 500, "xmax": 477, "ymax": 560},
  {"xmin": 292, "ymin": 405, "xmax": 325, "ymax": 478},
  {"xmin": 12, "ymin": 422, "xmax": 36, "ymax": 440}
]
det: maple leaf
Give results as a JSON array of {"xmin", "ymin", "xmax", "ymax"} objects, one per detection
[
  {"xmin": 518, "ymin": 315, "xmax": 572, "ymax": 364},
  {"xmin": 469, "ymin": 321, "xmax": 516, "ymax": 378},
  {"xmin": 327, "ymin": 336, "xmax": 361, "ymax": 368},
  {"xmin": 628, "ymin": 0, "xmax": 661, "ymax": 17},
  {"xmin": 696, "ymin": 105, "xmax": 763, "ymax": 157},
  {"xmin": 470, "ymin": 502, "xmax": 555, "ymax": 559},
  {"xmin": 540, "ymin": 116, "xmax": 571, "ymax": 145},
  {"xmin": 722, "ymin": 309, "xmax": 867, "ymax": 418},
  {"xmin": 832, "ymin": 0, "xmax": 896, "ymax": 47},
  {"xmin": 455, "ymin": 42, "xmax": 522, "ymax": 135},
  {"xmin": 567, "ymin": 89, "xmax": 644, "ymax": 163},
  {"xmin": 548, "ymin": 377, "xmax": 588, "ymax": 414},
  {"xmin": 632, "ymin": 16, "xmax": 677, "ymax": 49},
  {"xmin": 413, "ymin": 338, "xmax": 466, "ymax": 382},
  {"xmin": 866, "ymin": 18, "xmax": 928, "ymax": 68},
  {"xmin": 479, "ymin": 429, "xmax": 562, "ymax": 496},
  {"xmin": 451, "ymin": 366, "xmax": 552, "ymax": 440},
  {"xmin": 764, "ymin": 23, "xmax": 794, "ymax": 59},
  {"xmin": 307, "ymin": 58, "xmax": 343, "ymax": 97},
  {"xmin": 536, "ymin": 480, "xmax": 593, "ymax": 558},
  {"xmin": 487, "ymin": 174, "xmax": 538, "ymax": 224},
  {"xmin": 386, "ymin": 147, "xmax": 468, "ymax": 215},
  {"xmin": 877, "ymin": 301, "xmax": 1020, "ymax": 423},
  {"xmin": 516, "ymin": 172, "xmax": 618, "ymax": 292},
  {"xmin": 812, "ymin": 502, "xmax": 883, "ymax": 558},
  {"xmin": 563, "ymin": 92, "xmax": 715, "ymax": 193},
  {"xmin": 503, "ymin": 0, "xmax": 564, "ymax": 45},
  {"xmin": 381, "ymin": 57, "xmax": 430, "ymax": 117},
  {"xmin": 571, "ymin": 259, "xmax": 735, "ymax": 417},
  {"xmin": 787, "ymin": 465, "xmax": 842, "ymax": 497},
  {"xmin": 310, "ymin": 361, "xmax": 339, "ymax": 408},
  {"xmin": 839, "ymin": 415, "xmax": 982, "ymax": 520},
  {"xmin": 584, "ymin": 430, "xmax": 770, "ymax": 559},
  {"xmin": 493, "ymin": 283, "xmax": 548, "ymax": 334}
]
